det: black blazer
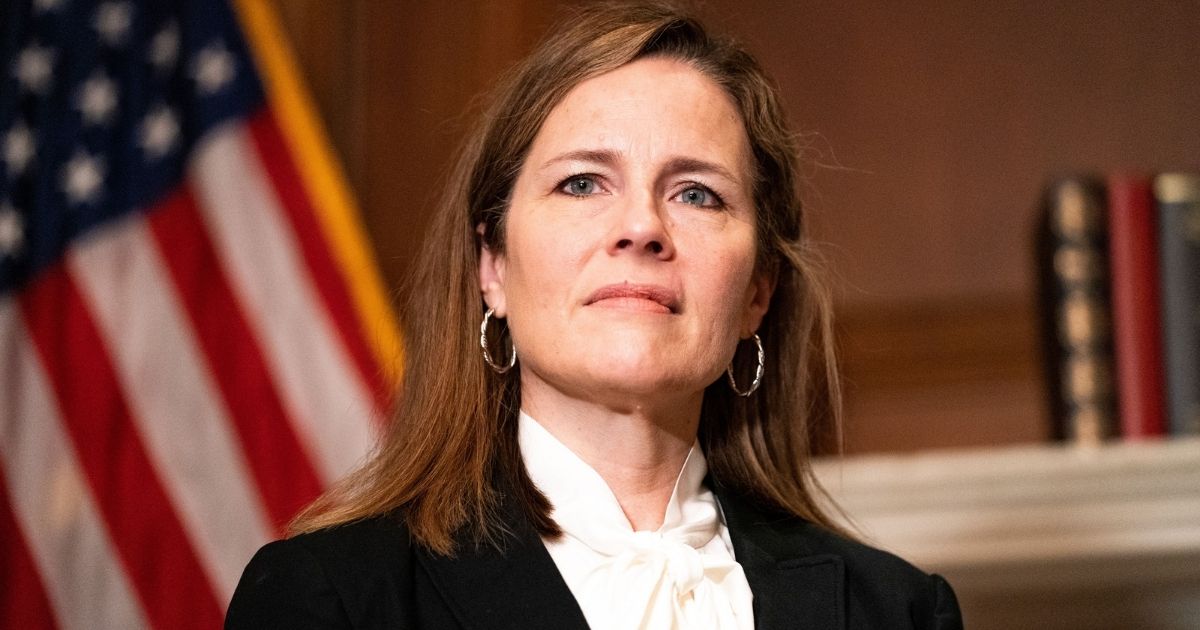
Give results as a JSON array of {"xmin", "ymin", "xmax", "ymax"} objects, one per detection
[{"xmin": 226, "ymin": 488, "xmax": 963, "ymax": 629}]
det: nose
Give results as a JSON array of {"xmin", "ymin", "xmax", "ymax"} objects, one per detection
[{"xmin": 607, "ymin": 192, "xmax": 675, "ymax": 260}]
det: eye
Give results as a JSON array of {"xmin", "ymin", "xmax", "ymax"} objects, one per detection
[
  {"xmin": 559, "ymin": 175, "xmax": 601, "ymax": 197},
  {"xmin": 674, "ymin": 185, "xmax": 723, "ymax": 209}
]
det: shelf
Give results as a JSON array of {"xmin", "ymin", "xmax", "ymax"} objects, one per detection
[{"xmin": 814, "ymin": 438, "xmax": 1200, "ymax": 629}]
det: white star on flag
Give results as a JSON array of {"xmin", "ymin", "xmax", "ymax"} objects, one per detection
[
  {"xmin": 150, "ymin": 23, "xmax": 181, "ymax": 72},
  {"xmin": 191, "ymin": 42, "xmax": 236, "ymax": 96},
  {"xmin": 77, "ymin": 73, "xmax": 120, "ymax": 126},
  {"xmin": 0, "ymin": 1, "xmax": 401, "ymax": 627},
  {"xmin": 94, "ymin": 1, "xmax": 134, "ymax": 47},
  {"xmin": 3, "ymin": 124, "xmax": 36, "ymax": 177},
  {"xmin": 139, "ymin": 105, "xmax": 180, "ymax": 159},
  {"xmin": 14, "ymin": 44, "xmax": 55, "ymax": 94},
  {"xmin": 61, "ymin": 150, "xmax": 106, "ymax": 205},
  {"xmin": 0, "ymin": 202, "xmax": 23, "ymax": 257}
]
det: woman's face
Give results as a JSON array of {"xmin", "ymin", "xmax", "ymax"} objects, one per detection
[{"xmin": 480, "ymin": 56, "xmax": 772, "ymax": 408}]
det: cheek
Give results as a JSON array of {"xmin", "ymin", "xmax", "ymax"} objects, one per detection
[
  {"xmin": 698, "ymin": 237, "xmax": 758, "ymax": 315},
  {"xmin": 502, "ymin": 219, "xmax": 587, "ymax": 320}
]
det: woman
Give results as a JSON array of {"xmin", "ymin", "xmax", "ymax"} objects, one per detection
[{"xmin": 226, "ymin": 2, "xmax": 963, "ymax": 629}]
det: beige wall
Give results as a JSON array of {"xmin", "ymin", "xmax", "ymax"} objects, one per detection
[{"xmin": 271, "ymin": 1, "xmax": 1200, "ymax": 454}]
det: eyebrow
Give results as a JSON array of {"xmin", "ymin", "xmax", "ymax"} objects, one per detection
[
  {"xmin": 660, "ymin": 156, "xmax": 742, "ymax": 186},
  {"xmin": 541, "ymin": 149, "xmax": 744, "ymax": 186},
  {"xmin": 540, "ymin": 149, "xmax": 621, "ymax": 170}
]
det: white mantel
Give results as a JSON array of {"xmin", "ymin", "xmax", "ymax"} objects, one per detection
[{"xmin": 814, "ymin": 438, "xmax": 1200, "ymax": 630}]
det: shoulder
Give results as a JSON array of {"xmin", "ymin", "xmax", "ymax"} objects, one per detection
[
  {"xmin": 721, "ymin": 494, "xmax": 962, "ymax": 630},
  {"xmin": 282, "ymin": 511, "xmax": 415, "ymax": 574},
  {"xmin": 788, "ymin": 521, "xmax": 963, "ymax": 630},
  {"xmin": 225, "ymin": 512, "xmax": 416, "ymax": 629},
  {"xmin": 795, "ymin": 521, "xmax": 931, "ymax": 582}
]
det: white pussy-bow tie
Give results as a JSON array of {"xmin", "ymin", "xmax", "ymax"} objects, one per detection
[{"xmin": 557, "ymin": 499, "xmax": 749, "ymax": 629}]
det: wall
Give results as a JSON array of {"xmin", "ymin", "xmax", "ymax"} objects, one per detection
[{"xmin": 270, "ymin": 0, "xmax": 1200, "ymax": 454}]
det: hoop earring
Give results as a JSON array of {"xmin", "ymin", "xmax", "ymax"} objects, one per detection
[
  {"xmin": 726, "ymin": 333, "xmax": 764, "ymax": 397},
  {"xmin": 480, "ymin": 308, "xmax": 516, "ymax": 374}
]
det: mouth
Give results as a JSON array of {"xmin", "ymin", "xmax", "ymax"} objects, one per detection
[{"xmin": 584, "ymin": 283, "xmax": 679, "ymax": 314}]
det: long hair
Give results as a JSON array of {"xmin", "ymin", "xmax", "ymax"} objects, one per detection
[{"xmin": 291, "ymin": 1, "xmax": 848, "ymax": 554}]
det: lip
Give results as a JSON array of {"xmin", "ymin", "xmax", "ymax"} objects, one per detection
[{"xmin": 584, "ymin": 283, "xmax": 679, "ymax": 314}]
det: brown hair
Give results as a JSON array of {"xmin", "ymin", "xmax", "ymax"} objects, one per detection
[{"xmin": 291, "ymin": 0, "xmax": 847, "ymax": 554}]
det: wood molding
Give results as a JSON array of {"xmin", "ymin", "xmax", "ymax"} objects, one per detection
[{"xmin": 816, "ymin": 440, "xmax": 1200, "ymax": 629}]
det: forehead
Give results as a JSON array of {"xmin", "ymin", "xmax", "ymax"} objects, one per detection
[{"xmin": 528, "ymin": 57, "xmax": 752, "ymax": 176}]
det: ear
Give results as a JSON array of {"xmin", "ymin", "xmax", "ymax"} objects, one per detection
[
  {"xmin": 477, "ymin": 223, "xmax": 508, "ymax": 316},
  {"xmin": 740, "ymin": 267, "xmax": 776, "ymax": 338}
]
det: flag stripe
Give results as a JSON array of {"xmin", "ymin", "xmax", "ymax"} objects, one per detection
[
  {"xmin": 248, "ymin": 111, "xmax": 391, "ymax": 414},
  {"xmin": 0, "ymin": 468, "xmax": 58, "ymax": 630},
  {"xmin": 148, "ymin": 185, "xmax": 326, "ymax": 530},
  {"xmin": 18, "ymin": 268, "xmax": 224, "ymax": 629},
  {"xmin": 234, "ymin": 0, "xmax": 404, "ymax": 386},
  {"xmin": 0, "ymin": 301, "xmax": 149, "ymax": 630},
  {"xmin": 4, "ymin": 2, "xmax": 400, "ymax": 623},
  {"xmin": 189, "ymin": 124, "xmax": 376, "ymax": 482},
  {"xmin": 68, "ymin": 213, "xmax": 276, "ymax": 600}
]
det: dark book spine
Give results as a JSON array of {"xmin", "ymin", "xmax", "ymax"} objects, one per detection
[
  {"xmin": 1106, "ymin": 174, "xmax": 1166, "ymax": 439},
  {"xmin": 1036, "ymin": 178, "xmax": 1117, "ymax": 444},
  {"xmin": 1154, "ymin": 173, "xmax": 1200, "ymax": 436}
]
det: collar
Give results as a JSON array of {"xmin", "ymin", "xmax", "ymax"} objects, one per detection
[
  {"xmin": 517, "ymin": 410, "xmax": 711, "ymax": 537},
  {"xmin": 414, "ymin": 427, "xmax": 846, "ymax": 630}
]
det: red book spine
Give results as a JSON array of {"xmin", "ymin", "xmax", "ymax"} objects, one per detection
[{"xmin": 1106, "ymin": 174, "xmax": 1167, "ymax": 438}]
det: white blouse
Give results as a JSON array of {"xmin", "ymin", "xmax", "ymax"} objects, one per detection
[{"xmin": 518, "ymin": 411, "xmax": 755, "ymax": 630}]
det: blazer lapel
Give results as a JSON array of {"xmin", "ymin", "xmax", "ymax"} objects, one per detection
[
  {"xmin": 415, "ymin": 496, "xmax": 589, "ymax": 630},
  {"xmin": 414, "ymin": 481, "xmax": 845, "ymax": 630},
  {"xmin": 718, "ymin": 488, "xmax": 847, "ymax": 630}
]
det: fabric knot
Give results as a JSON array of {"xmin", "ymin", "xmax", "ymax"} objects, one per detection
[
  {"xmin": 615, "ymin": 532, "xmax": 707, "ymax": 595},
  {"xmin": 519, "ymin": 412, "xmax": 754, "ymax": 629},
  {"xmin": 663, "ymin": 541, "xmax": 704, "ymax": 595}
]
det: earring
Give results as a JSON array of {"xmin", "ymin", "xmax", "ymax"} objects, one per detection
[
  {"xmin": 726, "ymin": 333, "xmax": 764, "ymax": 396},
  {"xmin": 480, "ymin": 308, "xmax": 516, "ymax": 373}
]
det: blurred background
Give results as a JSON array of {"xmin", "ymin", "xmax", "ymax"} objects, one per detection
[
  {"xmin": 271, "ymin": 0, "xmax": 1199, "ymax": 453},
  {"xmin": 270, "ymin": 2, "xmax": 1200, "ymax": 628}
]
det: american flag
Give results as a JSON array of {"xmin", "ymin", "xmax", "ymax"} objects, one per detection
[{"xmin": 0, "ymin": 0, "xmax": 400, "ymax": 627}]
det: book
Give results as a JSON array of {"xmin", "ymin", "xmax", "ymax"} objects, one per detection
[
  {"xmin": 1154, "ymin": 173, "xmax": 1200, "ymax": 436},
  {"xmin": 1106, "ymin": 174, "xmax": 1166, "ymax": 438},
  {"xmin": 1036, "ymin": 178, "xmax": 1117, "ymax": 444}
]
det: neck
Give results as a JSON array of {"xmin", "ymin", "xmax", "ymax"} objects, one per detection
[{"xmin": 521, "ymin": 375, "xmax": 702, "ymax": 531}]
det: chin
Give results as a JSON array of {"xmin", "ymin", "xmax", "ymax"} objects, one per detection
[{"xmin": 578, "ymin": 353, "xmax": 714, "ymax": 399}]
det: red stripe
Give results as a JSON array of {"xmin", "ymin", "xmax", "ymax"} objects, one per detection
[
  {"xmin": 19, "ymin": 265, "xmax": 224, "ymax": 630},
  {"xmin": 0, "ymin": 468, "xmax": 59, "ymax": 630},
  {"xmin": 247, "ymin": 109, "xmax": 392, "ymax": 414},
  {"xmin": 148, "ymin": 186, "xmax": 325, "ymax": 530}
]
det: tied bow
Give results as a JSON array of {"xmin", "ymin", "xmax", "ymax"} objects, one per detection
[
  {"xmin": 518, "ymin": 413, "xmax": 754, "ymax": 630},
  {"xmin": 555, "ymin": 488, "xmax": 750, "ymax": 629}
]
